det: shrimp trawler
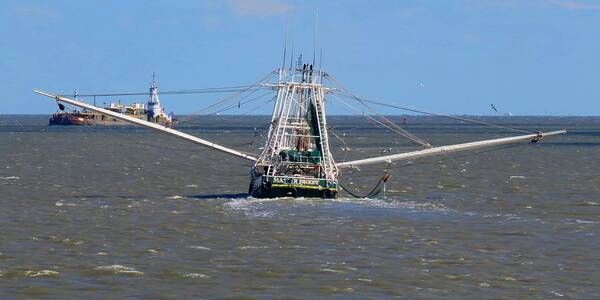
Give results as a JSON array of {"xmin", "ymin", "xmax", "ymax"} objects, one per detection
[
  {"xmin": 250, "ymin": 59, "xmax": 338, "ymax": 198},
  {"xmin": 34, "ymin": 55, "xmax": 566, "ymax": 199},
  {"xmin": 49, "ymin": 74, "xmax": 174, "ymax": 127}
]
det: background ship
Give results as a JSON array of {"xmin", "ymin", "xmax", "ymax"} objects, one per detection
[{"xmin": 49, "ymin": 74, "xmax": 174, "ymax": 127}]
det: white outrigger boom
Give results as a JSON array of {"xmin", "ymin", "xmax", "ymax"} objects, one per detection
[
  {"xmin": 34, "ymin": 90, "xmax": 257, "ymax": 162},
  {"xmin": 336, "ymin": 129, "xmax": 566, "ymax": 168}
]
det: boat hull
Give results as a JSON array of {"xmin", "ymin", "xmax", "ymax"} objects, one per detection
[
  {"xmin": 248, "ymin": 175, "xmax": 338, "ymax": 198},
  {"xmin": 49, "ymin": 113, "xmax": 92, "ymax": 125},
  {"xmin": 49, "ymin": 112, "xmax": 174, "ymax": 127}
]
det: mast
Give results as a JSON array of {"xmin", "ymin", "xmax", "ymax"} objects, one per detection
[{"xmin": 255, "ymin": 56, "xmax": 337, "ymax": 183}]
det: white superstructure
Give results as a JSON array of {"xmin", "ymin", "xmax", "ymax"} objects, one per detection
[{"xmin": 147, "ymin": 73, "xmax": 171, "ymax": 123}]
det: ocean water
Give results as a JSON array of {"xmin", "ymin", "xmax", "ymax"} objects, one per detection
[{"xmin": 1, "ymin": 115, "xmax": 599, "ymax": 298}]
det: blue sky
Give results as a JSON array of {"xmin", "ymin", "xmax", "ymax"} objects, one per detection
[{"xmin": 1, "ymin": 0, "xmax": 599, "ymax": 115}]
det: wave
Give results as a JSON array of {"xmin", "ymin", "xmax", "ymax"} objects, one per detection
[{"xmin": 92, "ymin": 265, "xmax": 144, "ymax": 276}]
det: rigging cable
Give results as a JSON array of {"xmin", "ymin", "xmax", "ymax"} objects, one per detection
[
  {"xmin": 205, "ymin": 96, "xmax": 277, "ymax": 128},
  {"xmin": 211, "ymin": 91, "xmax": 276, "ymax": 116},
  {"xmin": 327, "ymin": 125, "xmax": 351, "ymax": 162},
  {"xmin": 342, "ymin": 96, "xmax": 534, "ymax": 134},
  {"xmin": 330, "ymin": 93, "xmax": 432, "ymax": 147},
  {"xmin": 175, "ymin": 70, "xmax": 278, "ymax": 123},
  {"xmin": 59, "ymin": 85, "xmax": 259, "ymax": 98},
  {"xmin": 325, "ymin": 72, "xmax": 534, "ymax": 135},
  {"xmin": 325, "ymin": 74, "xmax": 432, "ymax": 147},
  {"xmin": 190, "ymin": 70, "xmax": 277, "ymax": 115}
]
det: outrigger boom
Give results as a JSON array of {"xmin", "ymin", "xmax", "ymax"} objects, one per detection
[
  {"xmin": 34, "ymin": 90, "xmax": 257, "ymax": 162},
  {"xmin": 336, "ymin": 129, "xmax": 567, "ymax": 168}
]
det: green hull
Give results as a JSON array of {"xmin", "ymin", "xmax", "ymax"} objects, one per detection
[{"xmin": 249, "ymin": 175, "xmax": 338, "ymax": 198}]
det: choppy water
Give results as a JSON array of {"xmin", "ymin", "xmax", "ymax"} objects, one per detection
[{"xmin": 1, "ymin": 115, "xmax": 599, "ymax": 298}]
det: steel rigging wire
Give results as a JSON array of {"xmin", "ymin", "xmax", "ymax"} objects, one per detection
[
  {"xmin": 57, "ymin": 70, "xmax": 278, "ymax": 123},
  {"xmin": 324, "ymin": 72, "xmax": 534, "ymax": 135},
  {"xmin": 340, "ymin": 96, "xmax": 535, "ymax": 134},
  {"xmin": 59, "ymin": 85, "xmax": 259, "ymax": 98},
  {"xmin": 211, "ymin": 90, "xmax": 276, "ymax": 116},
  {"xmin": 329, "ymin": 93, "xmax": 432, "ymax": 147},
  {"xmin": 185, "ymin": 70, "xmax": 278, "ymax": 117},
  {"xmin": 325, "ymin": 74, "xmax": 432, "ymax": 147}
]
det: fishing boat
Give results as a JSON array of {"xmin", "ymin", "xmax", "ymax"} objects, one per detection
[{"xmin": 34, "ymin": 54, "xmax": 566, "ymax": 199}]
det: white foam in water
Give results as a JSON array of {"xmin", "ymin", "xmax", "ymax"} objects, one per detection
[
  {"xmin": 223, "ymin": 196, "xmax": 450, "ymax": 220},
  {"xmin": 224, "ymin": 198, "xmax": 283, "ymax": 217},
  {"xmin": 94, "ymin": 265, "xmax": 144, "ymax": 276},
  {"xmin": 226, "ymin": 197, "xmax": 284, "ymax": 208},
  {"xmin": 55, "ymin": 200, "xmax": 79, "ymax": 207},
  {"xmin": 0, "ymin": 176, "xmax": 19, "ymax": 180},
  {"xmin": 320, "ymin": 268, "xmax": 345, "ymax": 274},
  {"xmin": 188, "ymin": 245, "xmax": 212, "ymax": 251},
  {"xmin": 567, "ymin": 219, "xmax": 599, "ymax": 225},
  {"xmin": 229, "ymin": 195, "xmax": 449, "ymax": 210},
  {"xmin": 550, "ymin": 290, "xmax": 565, "ymax": 297},
  {"xmin": 182, "ymin": 273, "xmax": 210, "ymax": 279},
  {"xmin": 239, "ymin": 245, "xmax": 268, "ymax": 250},
  {"xmin": 24, "ymin": 270, "xmax": 60, "ymax": 278},
  {"xmin": 330, "ymin": 197, "xmax": 449, "ymax": 211}
]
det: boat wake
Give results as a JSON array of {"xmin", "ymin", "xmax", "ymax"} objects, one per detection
[
  {"xmin": 221, "ymin": 196, "xmax": 450, "ymax": 219},
  {"xmin": 329, "ymin": 197, "xmax": 449, "ymax": 211},
  {"xmin": 188, "ymin": 193, "xmax": 250, "ymax": 200}
]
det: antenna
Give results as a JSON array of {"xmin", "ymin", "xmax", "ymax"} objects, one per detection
[
  {"xmin": 312, "ymin": 8, "xmax": 319, "ymax": 67},
  {"xmin": 281, "ymin": 14, "xmax": 289, "ymax": 77},
  {"xmin": 319, "ymin": 48, "xmax": 323, "ymax": 83},
  {"xmin": 289, "ymin": 13, "xmax": 296, "ymax": 71}
]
